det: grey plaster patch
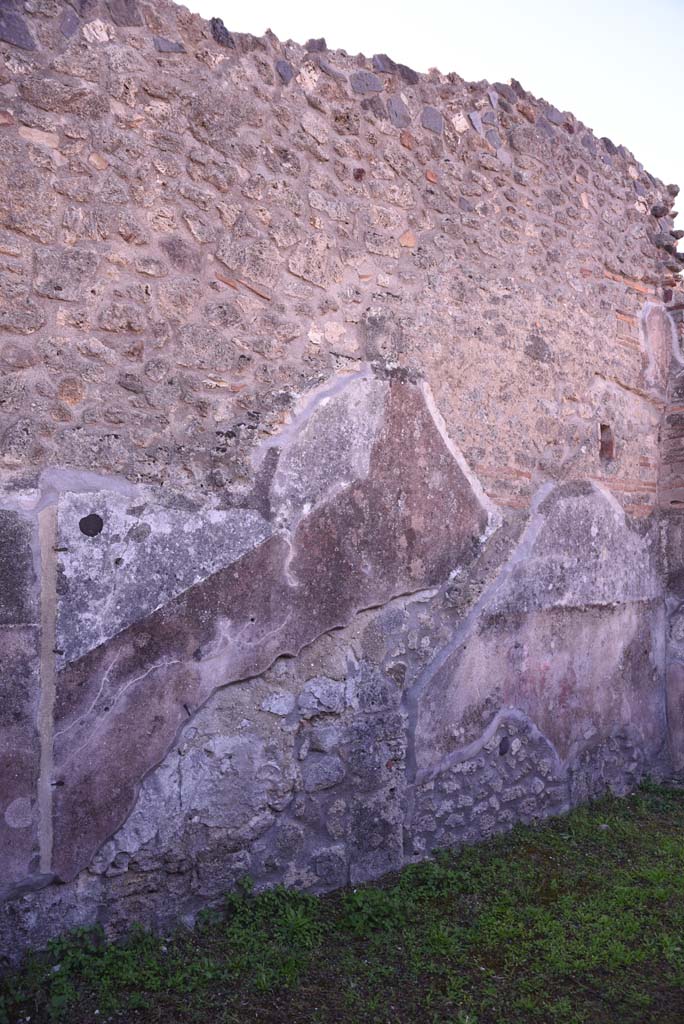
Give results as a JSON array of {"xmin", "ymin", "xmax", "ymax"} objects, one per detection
[
  {"xmin": 48, "ymin": 376, "xmax": 489, "ymax": 880},
  {"xmin": 640, "ymin": 301, "xmax": 677, "ymax": 392},
  {"xmin": 90, "ymin": 676, "xmax": 298, "ymax": 875},
  {"xmin": 0, "ymin": 510, "xmax": 38, "ymax": 626},
  {"xmin": 56, "ymin": 493, "xmax": 271, "ymax": 664},
  {"xmin": 403, "ymin": 482, "xmax": 667, "ymax": 785},
  {"xmin": 262, "ymin": 371, "xmax": 386, "ymax": 529},
  {"xmin": 0, "ymin": 624, "xmax": 41, "ymax": 895},
  {"xmin": 276, "ymin": 60, "xmax": 294, "ymax": 84},
  {"xmin": 489, "ymin": 483, "xmax": 661, "ymax": 615},
  {"xmin": 414, "ymin": 598, "xmax": 666, "ymax": 781},
  {"xmin": 5, "ymin": 797, "xmax": 33, "ymax": 830}
]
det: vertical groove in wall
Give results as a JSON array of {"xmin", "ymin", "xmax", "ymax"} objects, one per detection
[{"xmin": 37, "ymin": 504, "xmax": 57, "ymax": 875}]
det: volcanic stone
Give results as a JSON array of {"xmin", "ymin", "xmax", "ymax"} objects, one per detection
[
  {"xmin": 0, "ymin": 9, "xmax": 36, "ymax": 50},
  {"xmin": 421, "ymin": 106, "xmax": 443, "ymax": 134},
  {"xmin": 351, "ymin": 71, "xmax": 383, "ymax": 94}
]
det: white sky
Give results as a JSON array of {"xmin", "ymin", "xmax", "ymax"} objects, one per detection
[{"xmin": 183, "ymin": 0, "xmax": 683, "ymax": 190}]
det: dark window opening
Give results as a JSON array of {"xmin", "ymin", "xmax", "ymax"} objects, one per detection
[{"xmin": 599, "ymin": 423, "xmax": 615, "ymax": 463}]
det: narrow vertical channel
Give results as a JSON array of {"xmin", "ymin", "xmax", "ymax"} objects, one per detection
[{"xmin": 37, "ymin": 503, "xmax": 57, "ymax": 875}]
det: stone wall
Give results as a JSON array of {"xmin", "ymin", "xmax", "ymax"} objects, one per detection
[{"xmin": 0, "ymin": 0, "xmax": 682, "ymax": 959}]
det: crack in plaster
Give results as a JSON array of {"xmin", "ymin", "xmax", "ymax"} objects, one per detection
[
  {"xmin": 61, "ymin": 659, "xmax": 183, "ymax": 769},
  {"xmin": 82, "ymin": 579, "xmax": 444, "ymax": 871},
  {"xmin": 53, "ymin": 652, "xmax": 122, "ymax": 741}
]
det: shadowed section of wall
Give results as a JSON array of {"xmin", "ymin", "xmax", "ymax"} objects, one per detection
[{"xmin": 0, "ymin": 0, "xmax": 682, "ymax": 960}]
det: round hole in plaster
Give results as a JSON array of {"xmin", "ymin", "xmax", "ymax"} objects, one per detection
[
  {"xmin": 79, "ymin": 513, "xmax": 104, "ymax": 537},
  {"xmin": 498, "ymin": 735, "xmax": 510, "ymax": 756}
]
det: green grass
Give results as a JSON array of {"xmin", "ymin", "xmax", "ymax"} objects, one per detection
[{"xmin": 3, "ymin": 782, "xmax": 684, "ymax": 1023}]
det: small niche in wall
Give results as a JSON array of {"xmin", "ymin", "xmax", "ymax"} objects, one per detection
[
  {"xmin": 599, "ymin": 423, "xmax": 615, "ymax": 463},
  {"xmin": 79, "ymin": 513, "xmax": 104, "ymax": 537}
]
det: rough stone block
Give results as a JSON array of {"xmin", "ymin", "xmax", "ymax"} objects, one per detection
[
  {"xmin": 107, "ymin": 0, "xmax": 142, "ymax": 26},
  {"xmin": 349, "ymin": 793, "xmax": 402, "ymax": 884},
  {"xmin": 312, "ymin": 847, "xmax": 347, "ymax": 886},
  {"xmin": 302, "ymin": 754, "xmax": 345, "ymax": 792},
  {"xmin": 33, "ymin": 247, "xmax": 99, "ymax": 303},
  {"xmin": 60, "ymin": 8, "xmax": 80, "ymax": 37},
  {"xmin": 216, "ymin": 237, "xmax": 280, "ymax": 289},
  {"xmin": 350, "ymin": 71, "xmax": 383, "ymax": 94},
  {"xmin": 287, "ymin": 234, "xmax": 339, "ymax": 288},
  {"xmin": 0, "ymin": 8, "xmax": 36, "ymax": 50},
  {"xmin": 276, "ymin": 60, "xmax": 294, "ymax": 84},
  {"xmin": 387, "ymin": 95, "xmax": 410, "ymax": 128},
  {"xmin": 154, "ymin": 36, "xmax": 186, "ymax": 53},
  {"xmin": 421, "ymin": 106, "xmax": 444, "ymax": 134},
  {"xmin": 210, "ymin": 17, "xmax": 235, "ymax": 48},
  {"xmin": 19, "ymin": 77, "xmax": 109, "ymax": 119}
]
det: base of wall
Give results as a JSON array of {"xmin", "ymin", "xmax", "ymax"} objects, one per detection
[{"xmin": 0, "ymin": 718, "xmax": 669, "ymax": 964}]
